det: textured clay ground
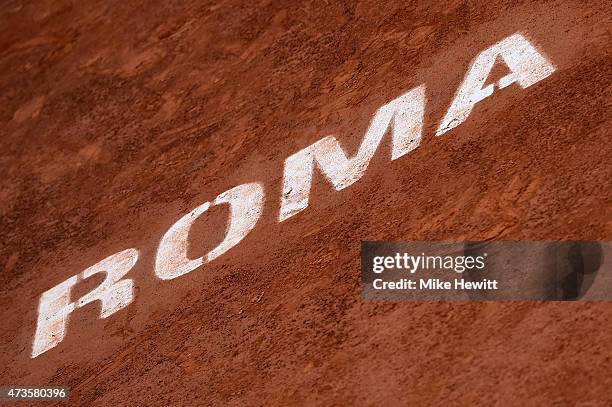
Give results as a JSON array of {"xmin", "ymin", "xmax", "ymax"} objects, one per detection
[{"xmin": 1, "ymin": 0, "xmax": 611, "ymax": 405}]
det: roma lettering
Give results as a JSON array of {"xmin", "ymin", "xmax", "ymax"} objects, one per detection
[{"xmin": 31, "ymin": 33, "xmax": 555, "ymax": 358}]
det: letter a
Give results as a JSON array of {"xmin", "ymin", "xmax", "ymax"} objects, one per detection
[{"xmin": 436, "ymin": 33, "xmax": 555, "ymax": 136}]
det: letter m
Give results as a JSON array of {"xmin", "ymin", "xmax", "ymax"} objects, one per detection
[{"xmin": 279, "ymin": 85, "xmax": 426, "ymax": 221}]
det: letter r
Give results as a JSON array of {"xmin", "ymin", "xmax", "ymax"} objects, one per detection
[
  {"xmin": 31, "ymin": 249, "xmax": 139, "ymax": 358},
  {"xmin": 436, "ymin": 33, "xmax": 555, "ymax": 136}
]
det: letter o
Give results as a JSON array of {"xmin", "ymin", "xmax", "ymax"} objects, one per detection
[{"xmin": 155, "ymin": 183, "xmax": 264, "ymax": 280}]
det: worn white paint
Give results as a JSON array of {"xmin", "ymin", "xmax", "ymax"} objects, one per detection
[
  {"xmin": 155, "ymin": 182, "xmax": 264, "ymax": 280},
  {"xmin": 31, "ymin": 249, "xmax": 139, "ymax": 358},
  {"xmin": 209, "ymin": 183, "xmax": 264, "ymax": 261},
  {"xmin": 31, "ymin": 32, "xmax": 559, "ymax": 358},
  {"xmin": 436, "ymin": 33, "xmax": 555, "ymax": 136},
  {"xmin": 154, "ymin": 201, "xmax": 211, "ymax": 280},
  {"xmin": 279, "ymin": 85, "xmax": 426, "ymax": 221},
  {"xmin": 76, "ymin": 249, "xmax": 139, "ymax": 317}
]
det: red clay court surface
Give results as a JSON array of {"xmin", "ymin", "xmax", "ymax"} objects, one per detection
[{"xmin": 1, "ymin": 0, "xmax": 611, "ymax": 405}]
